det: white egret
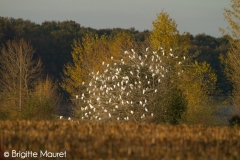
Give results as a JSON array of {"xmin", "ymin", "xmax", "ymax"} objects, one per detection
[
  {"xmin": 143, "ymin": 89, "xmax": 146, "ymax": 94},
  {"xmin": 137, "ymin": 55, "xmax": 141, "ymax": 60}
]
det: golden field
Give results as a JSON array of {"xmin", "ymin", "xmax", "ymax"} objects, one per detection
[{"xmin": 0, "ymin": 120, "xmax": 240, "ymax": 160}]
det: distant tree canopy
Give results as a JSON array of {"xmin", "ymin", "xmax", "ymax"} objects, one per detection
[
  {"xmin": 189, "ymin": 34, "xmax": 230, "ymax": 94},
  {"xmin": 0, "ymin": 17, "xmax": 230, "ymax": 96},
  {"xmin": 0, "ymin": 17, "xmax": 149, "ymax": 80}
]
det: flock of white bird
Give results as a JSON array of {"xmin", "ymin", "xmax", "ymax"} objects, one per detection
[{"xmin": 73, "ymin": 47, "xmax": 186, "ymax": 122}]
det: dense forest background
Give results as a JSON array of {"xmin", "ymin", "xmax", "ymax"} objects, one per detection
[{"xmin": 0, "ymin": 17, "xmax": 231, "ymax": 116}]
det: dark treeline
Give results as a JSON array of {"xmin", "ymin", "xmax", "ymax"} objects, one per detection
[{"xmin": 0, "ymin": 17, "xmax": 231, "ymax": 96}]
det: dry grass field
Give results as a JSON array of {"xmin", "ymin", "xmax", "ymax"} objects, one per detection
[{"xmin": 0, "ymin": 120, "xmax": 240, "ymax": 160}]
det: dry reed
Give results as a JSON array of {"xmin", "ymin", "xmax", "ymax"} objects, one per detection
[{"xmin": 0, "ymin": 120, "xmax": 240, "ymax": 160}]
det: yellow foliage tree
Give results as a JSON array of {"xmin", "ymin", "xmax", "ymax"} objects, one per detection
[
  {"xmin": 34, "ymin": 76, "xmax": 61, "ymax": 109},
  {"xmin": 150, "ymin": 10, "xmax": 190, "ymax": 88},
  {"xmin": 220, "ymin": 0, "xmax": 240, "ymax": 114},
  {"xmin": 150, "ymin": 10, "xmax": 189, "ymax": 55},
  {"xmin": 149, "ymin": 11, "xmax": 190, "ymax": 124},
  {"xmin": 150, "ymin": 11, "xmax": 218, "ymax": 124},
  {"xmin": 22, "ymin": 76, "xmax": 62, "ymax": 120},
  {"xmin": 179, "ymin": 61, "xmax": 218, "ymax": 124},
  {"xmin": 180, "ymin": 61, "xmax": 217, "ymax": 106},
  {"xmin": 61, "ymin": 32, "xmax": 134, "ymax": 98}
]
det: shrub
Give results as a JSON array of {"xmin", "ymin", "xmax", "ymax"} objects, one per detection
[
  {"xmin": 229, "ymin": 115, "xmax": 240, "ymax": 126},
  {"xmin": 76, "ymin": 47, "xmax": 186, "ymax": 123}
]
